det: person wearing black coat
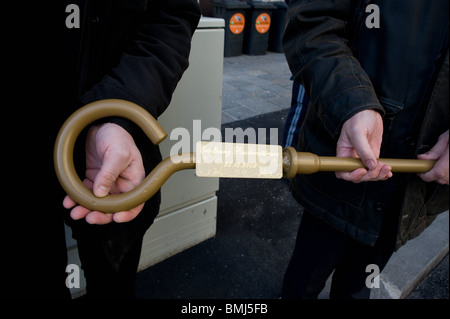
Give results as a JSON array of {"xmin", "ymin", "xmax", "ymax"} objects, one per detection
[
  {"xmin": 4, "ymin": 0, "xmax": 200, "ymax": 300},
  {"xmin": 61, "ymin": 0, "xmax": 201, "ymax": 300},
  {"xmin": 1, "ymin": 0, "xmax": 201, "ymax": 300},
  {"xmin": 281, "ymin": 0, "xmax": 449, "ymax": 299}
]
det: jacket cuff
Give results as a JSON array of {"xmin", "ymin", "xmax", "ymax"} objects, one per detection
[
  {"xmin": 78, "ymin": 82, "xmax": 155, "ymax": 137},
  {"xmin": 323, "ymin": 86, "xmax": 385, "ymax": 139}
]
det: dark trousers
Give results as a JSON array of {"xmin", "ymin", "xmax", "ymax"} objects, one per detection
[
  {"xmin": 75, "ymin": 235, "xmax": 144, "ymax": 300},
  {"xmin": 66, "ymin": 196, "xmax": 160, "ymax": 300},
  {"xmin": 282, "ymin": 211, "xmax": 397, "ymax": 299}
]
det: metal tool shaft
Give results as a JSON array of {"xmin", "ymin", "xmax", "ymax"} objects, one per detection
[{"xmin": 282, "ymin": 147, "xmax": 436, "ymax": 178}]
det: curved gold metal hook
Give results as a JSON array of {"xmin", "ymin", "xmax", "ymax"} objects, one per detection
[{"xmin": 54, "ymin": 99, "xmax": 195, "ymax": 213}]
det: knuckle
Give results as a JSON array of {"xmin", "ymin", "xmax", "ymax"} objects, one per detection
[{"xmin": 101, "ymin": 169, "xmax": 119, "ymax": 183}]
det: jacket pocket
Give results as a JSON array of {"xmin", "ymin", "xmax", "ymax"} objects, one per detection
[
  {"xmin": 303, "ymin": 172, "xmax": 368, "ymax": 209},
  {"xmin": 378, "ymin": 96, "xmax": 404, "ymax": 119},
  {"xmin": 378, "ymin": 96, "xmax": 404, "ymax": 146}
]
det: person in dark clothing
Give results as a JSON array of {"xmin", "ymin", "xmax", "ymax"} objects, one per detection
[
  {"xmin": 281, "ymin": 0, "xmax": 448, "ymax": 299},
  {"xmin": 3, "ymin": 1, "xmax": 200, "ymax": 300},
  {"xmin": 62, "ymin": 0, "xmax": 201, "ymax": 300}
]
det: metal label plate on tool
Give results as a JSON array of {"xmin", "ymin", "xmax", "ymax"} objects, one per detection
[{"xmin": 195, "ymin": 142, "xmax": 282, "ymax": 179}]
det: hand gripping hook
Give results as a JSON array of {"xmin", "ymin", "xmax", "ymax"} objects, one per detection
[{"xmin": 54, "ymin": 99, "xmax": 195, "ymax": 213}]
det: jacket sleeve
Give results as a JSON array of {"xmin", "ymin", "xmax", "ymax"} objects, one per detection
[
  {"xmin": 283, "ymin": 0, "xmax": 384, "ymax": 139},
  {"xmin": 79, "ymin": 0, "xmax": 201, "ymax": 124}
]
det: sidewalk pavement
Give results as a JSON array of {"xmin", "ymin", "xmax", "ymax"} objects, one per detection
[{"xmin": 135, "ymin": 52, "xmax": 449, "ymax": 299}]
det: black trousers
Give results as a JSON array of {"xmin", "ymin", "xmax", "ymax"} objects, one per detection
[
  {"xmin": 66, "ymin": 193, "xmax": 160, "ymax": 300},
  {"xmin": 282, "ymin": 211, "xmax": 398, "ymax": 299},
  {"xmin": 75, "ymin": 234, "xmax": 144, "ymax": 300}
]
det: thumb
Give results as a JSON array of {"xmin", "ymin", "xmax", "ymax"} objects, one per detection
[
  {"xmin": 93, "ymin": 151, "xmax": 127, "ymax": 197},
  {"xmin": 94, "ymin": 183, "xmax": 111, "ymax": 198},
  {"xmin": 417, "ymin": 141, "xmax": 446, "ymax": 161},
  {"xmin": 93, "ymin": 170, "xmax": 115, "ymax": 197},
  {"xmin": 351, "ymin": 133, "xmax": 378, "ymax": 170}
]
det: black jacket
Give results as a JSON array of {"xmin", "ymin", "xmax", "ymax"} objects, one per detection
[
  {"xmin": 283, "ymin": 0, "xmax": 449, "ymax": 248},
  {"xmin": 3, "ymin": 0, "xmax": 200, "ymax": 298},
  {"xmin": 64, "ymin": 0, "xmax": 201, "ymax": 125}
]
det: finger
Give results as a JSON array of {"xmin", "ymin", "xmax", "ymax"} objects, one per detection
[
  {"xmin": 70, "ymin": 205, "xmax": 92, "ymax": 220},
  {"xmin": 85, "ymin": 211, "xmax": 114, "ymax": 225},
  {"xmin": 417, "ymin": 137, "xmax": 448, "ymax": 161},
  {"xmin": 63, "ymin": 179, "xmax": 94, "ymax": 209},
  {"xmin": 417, "ymin": 149, "xmax": 440, "ymax": 161},
  {"xmin": 418, "ymin": 158, "xmax": 449, "ymax": 184},
  {"xmin": 336, "ymin": 168, "xmax": 367, "ymax": 182},
  {"xmin": 93, "ymin": 150, "xmax": 128, "ymax": 197},
  {"xmin": 435, "ymin": 177, "xmax": 449, "ymax": 185},
  {"xmin": 357, "ymin": 163, "xmax": 392, "ymax": 182},
  {"xmin": 418, "ymin": 140, "xmax": 449, "ymax": 184},
  {"xmin": 351, "ymin": 133, "xmax": 378, "ymax": 170},
  {"xmin": 417, "ymin": 143, "xmax": 448, "ymax": 160},
  {"xmin": 336, "ymin": 164, "xmax": 392, "ymax": 183},
  {"xmin": 380, "ymin": 165, "xmax": 393, "ymax": 180},
  {"xmin": 112, "ymin": 203, "xmax": 145, "ymax": 223},
  {"xmin": 63, "ymin": 195, "xmax": 77, "ymax": 209},
  {"xmin": 419, "ymin": 171, "xmax": 438, "ymax": 183},
  {"xmin": 417, "ymin": 152, "xmax": 435, "ymax": 160}
]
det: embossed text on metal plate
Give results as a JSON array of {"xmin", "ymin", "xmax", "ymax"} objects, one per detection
[{"xmin": 195, "ymin": 141, "xmax": 282, "ymax": 179}]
